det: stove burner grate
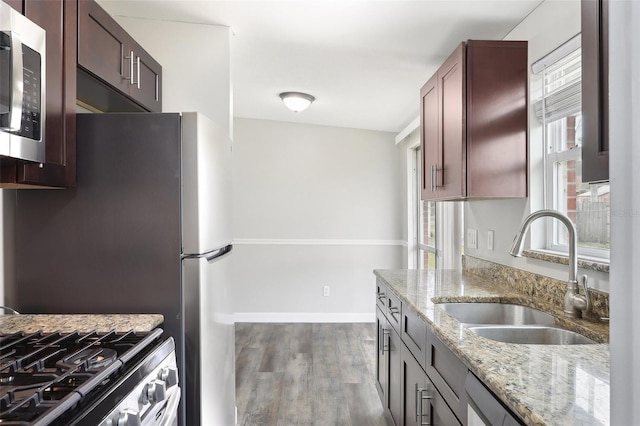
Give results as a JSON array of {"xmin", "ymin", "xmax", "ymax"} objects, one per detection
[{"xmin": 0, "ymin": 329, "xmax": 162, "ymax": 425}]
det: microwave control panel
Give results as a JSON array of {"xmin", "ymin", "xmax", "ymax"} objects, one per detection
[{"xmin": 0, "ymin": 33, "xmax": 41, "ymax": 141}]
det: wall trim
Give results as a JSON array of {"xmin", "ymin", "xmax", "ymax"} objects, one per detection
[
  {"xmin": 395, "ymin": 116, "xmax": 420, "ymax": 144},
  {"xmin": 234, "ymin": 312, "xmax": 375, "ymax": 323},
  {"xmin": 234, "ymin": 238, "xmax": 405, "ymax": 247}
]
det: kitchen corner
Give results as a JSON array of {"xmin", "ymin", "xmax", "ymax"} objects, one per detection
[{"xmin": 374, "ymin": 265, "xmax": 609, "ymax": 425}]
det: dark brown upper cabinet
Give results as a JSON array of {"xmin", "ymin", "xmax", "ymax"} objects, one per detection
[
  {"xmin": 581, "ymin": 0, "xmax": 609, "ymax": 183},
  {"xmin": 421, "ymin": 40, "xmax": 528, "ymax": 201},
  {"xmin": 78, "ymin": 0, "xmax": 162, "ymax": 113},
  {"xmin": 2, "ymin": 0, "xmax": 21, "ymax": 12},
  {"xmin": 1, "ymin": 0, "xmax": 77, "ymax": 188}
]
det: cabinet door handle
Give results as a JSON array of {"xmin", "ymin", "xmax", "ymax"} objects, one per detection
[
  {"xmin": 382, "ymin": 329, "xmax": 390, "ymax": 352},
  {"xmin": 388, "ymin": 306, "xmax": 400, "ymax": 322},
  {"xmin": 135, "ymin": 55, "xmax": 141, "ymax": 89},
  {"xmin": 431, "ymin": 164, "xmax": 441, "ymax": 192},
  {"xmin": 124, "ymin": 52, "xmax": 141, "ymax": 89},
  {"xmin": 125, "ymin": 50, "xmax": 136, "ymax": 85},
  {"xmin": 415, "ymin": 383, "xmax": 421, "ymax": 422},
  {"xmin": 417, "ymin": 386, "xmax": 433, "ymax": 425},
  {"xmin": 430, "ymin": 164, "xmax": 436, "ymax": 192},
  {"xmin": 377, "ymin": 291, "xmax": 386, "ymax": 302}
]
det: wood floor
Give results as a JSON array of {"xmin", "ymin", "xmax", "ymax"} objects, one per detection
[{"xmin": 235, "ymin": 323, "xmax": 391, "ymax": 426}]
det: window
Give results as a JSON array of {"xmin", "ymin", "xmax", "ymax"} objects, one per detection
[
  {"xmin": 414, "ymin": 147, "xmax": 437, "ymax": 269},
  {"xmin": 409, "ymin": 146, "xmax": 462, "ymax": 270},
  {"xmin": 534, "ymin": 37, "xmax": 610, "ymax": 259}
]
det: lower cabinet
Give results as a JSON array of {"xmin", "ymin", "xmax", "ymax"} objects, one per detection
[
  {"xmin": 402, "ymin": 344, "xmax": 459, "ymax": 426},
  {"xmin": 375, "ymin": 280, "xmax": 467, "ymax": 425},
  {"xmin": 376, "ymin": 306, "xmax": 403, "ymax": 425},
  {"xmin": 376, "ymin": 307, "xmax": 389, "ymax": 406},
  {"xmin": 389, "ymin": 325, "xmax": 403, "ymax": 425},
  {"xmin": 426, "ymin": 328, "xmax": 468, "ymax": 421}
]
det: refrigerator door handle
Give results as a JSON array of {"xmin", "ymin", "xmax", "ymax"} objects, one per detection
[{"xmin": 182, "ymin": 244, "xmax": 233, "ymax": 263}]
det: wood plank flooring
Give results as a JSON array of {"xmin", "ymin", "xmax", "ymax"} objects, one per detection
[{"xmin": 235, "ymin": 323, "xmax": 391, "ymax": 426}]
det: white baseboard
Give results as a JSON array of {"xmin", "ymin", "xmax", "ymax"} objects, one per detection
[{"xmin": 233, "ymin": 312, "xmax": 375, "ymax": 323}]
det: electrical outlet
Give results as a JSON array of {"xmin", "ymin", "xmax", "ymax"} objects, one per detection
[
  {"xmin": 323, "ymin": 286, "xmax": 330, "ymax": 297},
  {"xmin": 467, "ymin": 229, "xmax": 478, "ymax": 249},
  {"xmin": 487, "ymin": 230, "xmax": 495, "ymax": 251}
]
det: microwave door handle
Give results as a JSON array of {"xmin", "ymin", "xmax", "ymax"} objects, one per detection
[{"xmin": 1, "ymin": 32, "xmax": 23, "ymax": 132}]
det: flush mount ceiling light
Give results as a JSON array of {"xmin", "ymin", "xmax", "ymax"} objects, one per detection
[{"xmin": 279, "ymin": 92, "xmax": 315, "ymax": 112}]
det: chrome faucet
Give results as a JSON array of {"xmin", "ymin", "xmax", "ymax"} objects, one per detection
[{"xmin": 509, "ymin": 209, "xmax": 591, "ymax": 319}]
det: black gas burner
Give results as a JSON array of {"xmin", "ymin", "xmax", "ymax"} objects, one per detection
[
  {"xmin": 0, "ymin": 329, "xmax": 163, "ymax": 425},
  {"xmin": 59, "ymin": 347, "xmax": 118, "ymax": 371}
]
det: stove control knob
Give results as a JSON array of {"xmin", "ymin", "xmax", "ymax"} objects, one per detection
[
  {"xmin": 117, "ymin": 409, "xmax": 142, "ymax": 426},
  {"xmin": 142, "ymin": 379, "xmax": 167, "ymax": 404},
  {"xmin": 159, "ymin": 366, "xmax": 179, "ymax": 388}
]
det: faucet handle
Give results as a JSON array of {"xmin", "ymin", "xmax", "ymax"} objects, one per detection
[{"xmin": 580, "ymin": 274, "xmax": 591, "ymax": 313}]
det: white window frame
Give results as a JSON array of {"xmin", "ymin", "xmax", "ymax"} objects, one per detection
[
  {"xmin": 409, "ymin": 143, "xmax": 437, "ymax": 269},
  {"xmin": 535, "ymin": 35, "xmax": 610, "ymax": 261},
  {"xmin": 406, "ymin": 140, "xmax": 462, "ymax": 270}
]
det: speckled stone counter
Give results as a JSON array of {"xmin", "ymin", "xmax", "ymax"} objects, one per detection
[
  {"xmin": 374, "ymin": 269, "xmax": 609, "ymax": 426},
  {"xmin": 0, "ymin": 314, "xmax": 164, "ymax": 334}
]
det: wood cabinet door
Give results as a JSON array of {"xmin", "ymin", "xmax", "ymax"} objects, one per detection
[
  {"xmin": 389, "ymin": 327, "xmax": 403, "ymax": 426},
  {"xmin": 466, "ymin": 40, "xmax": 528, "ymax": 198},
  {"xmin": 375, "ymin": 307, "xmax": 389, "ymax": 407},
  {"xmin": 426, "ymin": 383, "xmax": 461, "ymax": 425},
  {"xmin": 437, "ymin": 42, "xmax": 466, "ymax": 200},
  {"xmin": 402, "ymin": 344, "xmax": 460, "ymax": 426},
  {"xmin": 128, "ymin": 41, "xmax": 162, "ymax": 112},
  {"xmin": 421, "ymin": 74, "xmax": 439, "ymax": 200},
  {"xmin": 78, "ymin": 0, "xmax": 131, "ymax": 95},
  {"xmin": 426, "ymin": 328, "xmax": 468, "ymax": 421},
  {"xmin": 401, "ymin": 303, "xmax": 427, "ymax": 371},
  {"xmin": 402, "ymin": 344, "xmax": 429, "ymax": 426},
  {"xmin": 582, "ymin": 0, "xmax": 609, "ymax": 182}
]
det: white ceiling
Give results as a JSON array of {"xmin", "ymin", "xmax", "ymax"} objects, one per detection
[{"xmin": 98, "ymin": 0, "xmax": 543, "ymax": 134}]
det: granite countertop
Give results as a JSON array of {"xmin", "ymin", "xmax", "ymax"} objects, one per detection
[
  {"xmin": 0, "ymin": 314, "xmax": 164, "ymax": 334},
  {"xmin": 374, "ymin": 269, "xmax": 609, "ymax": 426}
]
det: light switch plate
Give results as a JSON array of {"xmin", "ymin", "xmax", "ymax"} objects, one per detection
[
  {"xmin": 467, "ymin": 229, "xmax": 478, "ymax": 249},
  {"xmin": 487, "ymin": 230, "xmax": 495, "ymax": 251}
]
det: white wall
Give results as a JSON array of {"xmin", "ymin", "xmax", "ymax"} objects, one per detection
[
  {"xmin": 462, "ymin": 0, "xmax": 609, "ymax": 291},
  {"xmin": 113, "ymin": 16, "xmax": 232, "ymax": 137},
  {"xmin": 609, "ymin": 1, "xmax": 640, "ymax": 422},
  {"xmin": 232, "ymin": 118, "xmax": 404, "ymax": 322}
]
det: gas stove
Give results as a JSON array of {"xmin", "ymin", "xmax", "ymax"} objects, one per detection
[{"xmin": 0, "ymin": 328, "xmax": 180, "ymax": 425}]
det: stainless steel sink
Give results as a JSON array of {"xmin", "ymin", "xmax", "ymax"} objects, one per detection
[
  {"xmin": 437, "ymin": 303, "xmax": 556, "ymax": 326},
  {"xmin": 436, "ymin": 302, "xmax": 598, "ymax": 345},
  {"xmin": 467, "ymin": 325, "xmax": 598, "ymax": 345}
]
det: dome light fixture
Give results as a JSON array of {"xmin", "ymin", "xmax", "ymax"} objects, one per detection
[{"xmin": 279, "ymin": 92, "xmax": 315, "ymax": 112}]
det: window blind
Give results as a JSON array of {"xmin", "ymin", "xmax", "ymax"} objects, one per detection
[{"xmin": 533, "ymin": 46, "xmax": 582, "ymax": 124}]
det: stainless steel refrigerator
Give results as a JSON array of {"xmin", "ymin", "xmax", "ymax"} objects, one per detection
[{"xmin": 9, "ymin": 112, "xmax": 235, "ymax": 426}]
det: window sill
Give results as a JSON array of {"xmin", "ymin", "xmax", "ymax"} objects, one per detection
[{"xmin": 522, "ymin": 249, "xmax": 609, "ymax": 273}]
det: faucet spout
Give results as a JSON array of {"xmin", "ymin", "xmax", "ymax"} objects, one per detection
[{"xmin": 509, "ymin": 209, "xmax": 588, "ymax": 318}]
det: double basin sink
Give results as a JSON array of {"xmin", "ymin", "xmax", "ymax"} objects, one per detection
[{"xmin": 437, "ymin": 303, "xmax": 597, "ymax": 345}]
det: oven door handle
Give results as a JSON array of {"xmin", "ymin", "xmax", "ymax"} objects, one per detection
[
  {"xmin": 157, "ymin": 386, "xmax": 181, "ymax": 426},
  {"xmin": 0, "ymin": 31, "xmax": 23, "ymax": 132}
]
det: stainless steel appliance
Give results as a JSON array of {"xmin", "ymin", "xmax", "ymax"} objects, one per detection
[
  {"xmin": 0, "ymin": 328, "xmax": 180, "ymax": 425},
  {"xmin": 9, "ymin": 112, "xmax": 236, "ymax": 426},
  {"xmin": 0, "ymin": 2, "xmax": 46, "ymax": 163}
]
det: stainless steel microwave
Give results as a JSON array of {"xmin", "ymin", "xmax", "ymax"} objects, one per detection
[{"xmin": 0, "ymin": 2, "xmax": 46, "ymax": 163}]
